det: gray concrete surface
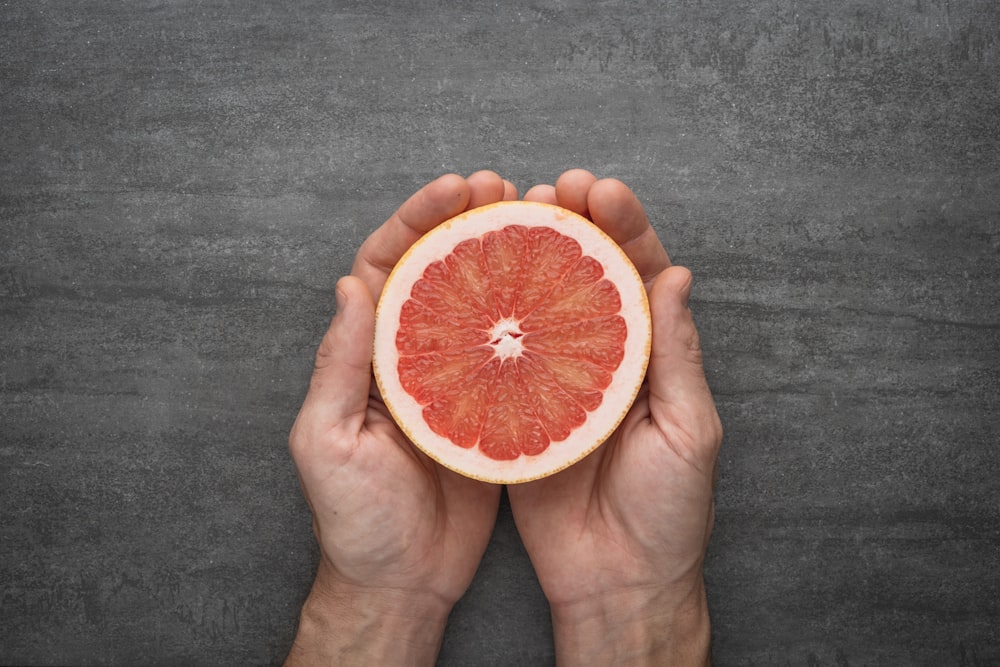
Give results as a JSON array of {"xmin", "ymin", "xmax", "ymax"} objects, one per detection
[{"xmin": 2, "ymin": 1, "xmax": 998, "ymax": 664}]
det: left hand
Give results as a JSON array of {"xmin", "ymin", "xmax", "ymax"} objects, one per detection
[{"xmin": 285, "ymin": 171, "xmax": 518, "ymax": 666}]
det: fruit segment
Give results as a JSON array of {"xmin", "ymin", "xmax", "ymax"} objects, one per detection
[
  {"xmin": 397, "ymin": 299, "xmax": 492, "ymax": 354},
  {"xmin": 522, "ymin": 315, "xmax": 626, "ymax": 370},
  {"xmin": 520, "ymin": 257, "xmax": 622, "ymax": 330},
  {"xmin": 517, "ymin": 353, "xmax": 589, "ymax": 441},
  {"xmin": 481, "ymin": 225, "xmax": 528, "ymax": 319},
  {"xmin": 395, "ymin": 224, "xmax": 628, "ymax": 461},
  {"xmin": 521, "ymin": 350, "xmax": 610, "ymax": 412},
  {"xmin": 421, "ymin": 356, "xmax": 497, "ymax": 448},
  {"xmin": 508, "ymin": 226, "xmax": 583, "ymax": 318},
  {"xmin": 408, "ymin": 238, "xmax": 497, "ymax": 329},
  {"xmin": 479, "ymin": 360, "xmax": 549, "ymax": 460}
]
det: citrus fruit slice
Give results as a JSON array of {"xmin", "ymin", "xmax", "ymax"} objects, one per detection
[{"xmin": 373, "ymin": 200, "xmax": 651, "ymax": 484}]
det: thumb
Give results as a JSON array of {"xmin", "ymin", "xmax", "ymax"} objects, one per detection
[
  {"xmin": 647, "ymin": 266, "xmax": 723, "ymax": 465},
  {"xmin": 299, "ymin": 275, "xmax": 375, "ymax": 429}
]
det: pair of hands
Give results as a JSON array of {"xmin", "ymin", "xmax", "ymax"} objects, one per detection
[{"xmin": 285, "ymin": 170, "xmax": 722, "ymax": 666}]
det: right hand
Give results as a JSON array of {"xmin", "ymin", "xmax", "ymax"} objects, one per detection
[{"xmin": 509, "ymin": 169, "xmax": 722, "ymax": 665}]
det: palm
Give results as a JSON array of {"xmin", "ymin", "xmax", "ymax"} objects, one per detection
[
  {"xmin": 507, "ymin": 389, "xmax": 716, "ymax": 608},
  {"xmin": 295, "ymin": 400, "xmax": 500, "ymax": 602}
]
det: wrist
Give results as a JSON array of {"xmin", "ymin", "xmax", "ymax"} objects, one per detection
[
  {"xmin": 550, "ymin": 578, "xmax": 711, "ymax": 666},
  {"xmin": 285, "ymin": 560, "xmax": 452, "ymax": 667}
]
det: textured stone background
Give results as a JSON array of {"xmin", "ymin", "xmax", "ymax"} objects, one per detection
[{"xmin": 2, "ymin": 1, "xmax": 998, "ymax": 665}]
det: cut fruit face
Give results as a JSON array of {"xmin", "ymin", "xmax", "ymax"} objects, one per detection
[{"xmin": 373, "ymin": 200, "xmax": 651, "ymax": 484}]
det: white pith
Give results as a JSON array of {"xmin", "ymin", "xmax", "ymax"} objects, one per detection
[
  {"xmin": 373, "ymin": 201, "xmax": 651, "ymax": 484},
  {"xmin": 488, "ymin": 318, "xmax": 524, "ymax": 360}
]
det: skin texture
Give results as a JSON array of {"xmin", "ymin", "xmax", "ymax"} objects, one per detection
[{"xmin": 285, "ymin": 169, "xmax": 721, "ymax": 666}]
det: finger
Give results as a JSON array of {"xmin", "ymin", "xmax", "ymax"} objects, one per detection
[
  {"xmin": 646, "ymin": 266, "xmax": 723, "ymax": 467},
  {"xmin": 298, "ymin": 276, "xmax": 376, "ymax": 430},
  {"xmin": 523, "ymin": 183, "xmax": 557, "ymax": 204},
  {"xmin": 554, "ymin": 168, "xmax": 597, "ymax": 216},
  {"xmin": 352, "ymin": 174, "xmax": 471, "ymax": 298},
  {"xmin": 466, "ymin": 170, "xmax": 508, "ymax": 209},
  {"xmin": 502, "ymin": 179, "xmax": 519, "ymax": 201},
  {"xmin": 587, "ymin": 178, "xmax": 671, "ymax": 287}
]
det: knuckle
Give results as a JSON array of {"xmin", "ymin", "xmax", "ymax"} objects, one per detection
[
  {"xmin": 288, "ymin": 413, "xmax": 361, "ymax": 467},
  {"xmin": 288, "ymin": 418, "xmax": 309, "ymax": 460},
  {"xmin": 708, "ymin": 411, "xmax": 724, "ymax": 450}
]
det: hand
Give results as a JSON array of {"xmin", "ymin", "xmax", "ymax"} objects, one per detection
[
  {"xmin": 509, "ymin": 170, "xmax": 723, "ymax": 666},
  {"xmin": 285, "ymin": 171, "xmax": 518, "ymax": 666}
]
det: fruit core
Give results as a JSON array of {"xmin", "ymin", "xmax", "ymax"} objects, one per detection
[
  {"xmin": 489, "ymin": 318, "xmax": 524, "ymax": 359},
  {"xmin": 394, "ymin": 223, "xmax": 627, "ymax": 462}
]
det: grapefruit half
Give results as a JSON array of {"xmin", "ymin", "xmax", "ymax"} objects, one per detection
[{"xmin": 373, "ymin": 200, "xmax": 651, "ymax": 484}]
